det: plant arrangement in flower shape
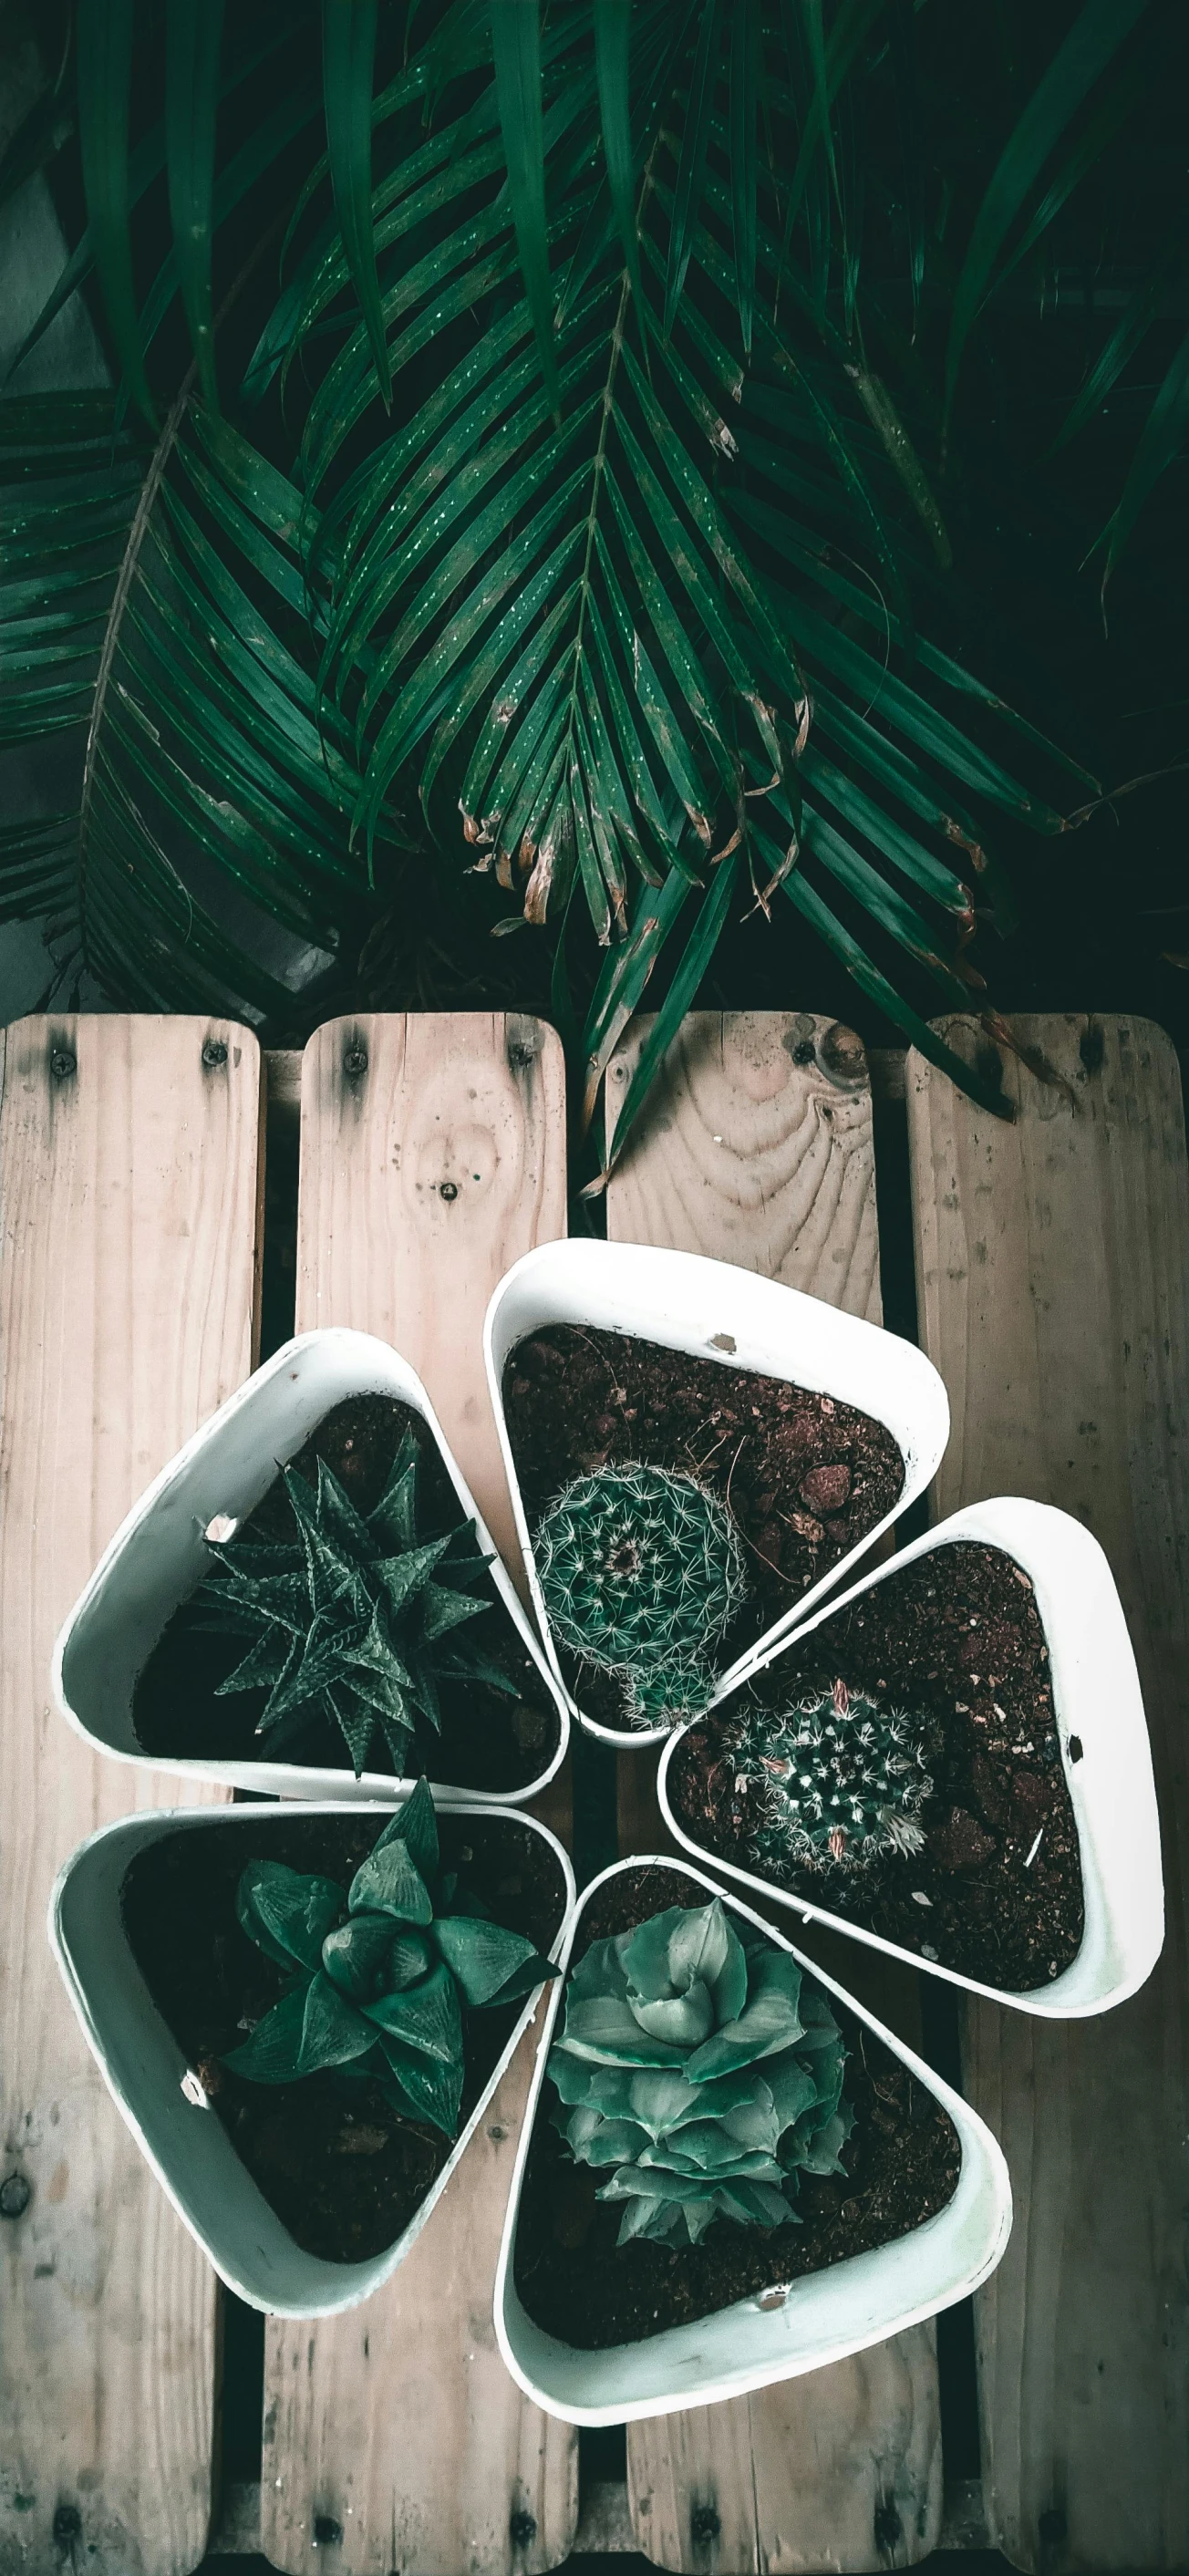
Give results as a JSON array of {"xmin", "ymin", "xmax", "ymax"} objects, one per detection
[
  {"xmin": 729, "ymin": 1679, "xmax": 933, "ymax": 1873},
  {"xmin": 199, "ymin": 1430, "xmax": 515, "ymax": 1777},
  {"xmin": 224, "ymin": 1779, "xmax": 558, "ymax": 2137},
  {"xmin": 547, "ymin": 1897, "xmax": 853, "ymax": 2245},
  {"xmin": 533, "ymin": 1464, "xmax": 749, "ymax": 1728}
]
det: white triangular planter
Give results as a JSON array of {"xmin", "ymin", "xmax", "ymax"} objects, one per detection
[
  {"xmin": 49, "ymin": 1798, "xmax": 574, "ymax": 2318},
  {"xmin": 657, "ymin": 1497, "xmax": 1163, "ymax": 2018},
  {"xmin": 53, "ymin": 1327, "xmax": 569, "ymax": 1805},
  {"xmin": 484, "ymin": 1239, "xmax": 950, "ymax": 1747},
  {"xmin": 493, "ymin": 1853, "xmax": 1011, "ymax": 2425}
]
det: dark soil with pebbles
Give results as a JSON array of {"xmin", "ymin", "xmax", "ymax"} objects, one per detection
[
  {"xmin": 512, "ymin": 1866, "xmax": 961, "ymax": 2347},
  {"xmin": 502, "ymin": 1327, "xmax": 904, "ymax": 1729},
  {"xmin": 670, "ymin": 1541, "xmax": 1084, "ymax": 1992}
]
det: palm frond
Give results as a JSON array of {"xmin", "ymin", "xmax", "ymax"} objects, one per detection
[{"xmin": 0, "ymin": 390, "xmax": 386, "ymax": 1020}]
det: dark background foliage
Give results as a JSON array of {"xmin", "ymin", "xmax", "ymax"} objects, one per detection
[{"xmin": 1, "ymin": 0, "xmax": 1186, "ymax": 1137}]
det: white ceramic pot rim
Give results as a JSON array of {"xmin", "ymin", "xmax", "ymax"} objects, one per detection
[
  {"xmin": 493, "ymin": 1851, "xmax": 1012, "ymax": 2426},
  {"xmin": 657, "ymin": 1496, "xmax": 1164, "ymax": 2020},
  {"xmin": 49, "ymin": 1797, "xmax": 576, "ymax": 2319},
  {"xmin": 52, "ymin": 1326, "xmax": 570, "ymax": 1806},
  {"xmin": 482, "ymin": 1239, "xmax": 951, "ymax": 1751}
]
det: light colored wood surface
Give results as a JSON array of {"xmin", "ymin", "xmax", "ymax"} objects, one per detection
[
  {"xmin": 906, "ymin": 1011, "xmax": 1189, "ymax": 2574},
  {"xmin": 607, "ymin": 1011, "xmax": 882, "ymax": 1320},
  {"xmin": 264, "ymin": 1011, "xmax": 576, "ymax": 2576},
  {"xmin": 608, "ymin": 1009, "xmax": 941, "ymax": 2574},
  {"xmin": 295, "ymin": 1011, "xmax": 566, "ymax": 1577},
  {"xmin": 0, "ymin": 1016, "xmax": 262, "ymax": 2576},
  {"xmin": 628, "ymin": 2332, "xmax": 942, "ymax": 2576}
]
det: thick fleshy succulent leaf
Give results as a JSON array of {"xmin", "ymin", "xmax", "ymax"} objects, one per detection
[
  {"xmin": 235, "ymin": 1859, "xmax": 345, "ymax": 1973},
  {"xmin": 347, "ymin": 1834, "xmax": 433, "ymax": 1926},
  {"xmin": 364, "ymin": 1957, "xmax": 462, "ymax": 2067},
  {"xmin": 216, "ymin": 1624, "xmax": 299, "ymax": 1701},
  {"xmin": 320, "ymin": 1910, "xmax": 399, "ymax": 2002},
  {"xmin": 367, "ymin": 1441, "xmax": 420, "ymax": 1551},
  {"xmin": 372, "ymin": 1536, "xmax": 453, "ymax": 1617},
  {"xmin": 222, "ymin": 1982, "xmax": 311, "ymax": 2083},
  {"xmin": 297, "ymin": 1968, "xmax": 377, "ymax": 2074},
  {"xmin": 684, "ymin": 1950, "xmax": 806, "ymax": 2083},
  {"xmin": 378, "ymin": 2033, "xmax": 464, "ymax": 2137},
  {"xmin": 432, "ymin": 1913, "xmax": 557, "ymax": 2009},
  {"xmin": 566, "ymin": 2113, "xmax": 650, "ymax": 2167},
  {"xmin": 554, "ymin": 1991, "xmax": 690, "ymax": 2068},
  {"xmin": 419, "ymin": 1582, "xmax": 491, "ymax": 1643},
  {"xmin": 371, "ymin": 1776, "xmax": 439, "ymax": 1882},
  {"xmin": 629, "ymin": 1982, "xmax": 716, "ymax": 2047}
]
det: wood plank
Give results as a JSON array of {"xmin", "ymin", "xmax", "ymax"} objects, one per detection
[
  {"xmin": 263, "ymin": 1012, "xmax": 575, "ymax": 2576},
  {"xmin": 608, "ymin": 1010, "xmax": 941, "ymax": 2574},
  {"xmin": 607, "ymin": 1010, "xmax": 882, "ymax": 1320},
  {"xmin": 0, "ymin": 1015, "xmax": 262, "ymax": 2576},
  {"xmin": 905, "ymin": 1011, "xmax": 1189, "ymax": 2575}
]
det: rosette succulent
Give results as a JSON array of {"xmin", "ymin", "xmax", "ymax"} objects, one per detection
[
  {"xmin": 198, "ymin": 1429, "xmax": 514, "ymax": 1776},
  {"xmin": 534, "ymin": 1463, "xmax": 748, "ymax": 1727},
  {"xmin": 224, "ymin": 1779, "xmax": 558, "ymax": 2136},
  {"xmin": 732, "ymin": 1680, "xmax": 932, "ymax": 1871},
  {"xmin": 548, "ymin": 1897, "xmax": 852, "ymax": 2245}
]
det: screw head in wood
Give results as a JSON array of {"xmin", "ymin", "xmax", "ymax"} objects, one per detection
[
  {"xmin": 439, "ymin": 1179, "xmax": 459, "ymax": 1201},
  {"xmin": 0, "ymin": 2171, "xmax": 30, "ymax": 2218},
  {"xmin": 53, "ymin": 2505, "xmax": 83, "ymax": 2546},
  {"xmin": 691, "ymin": 2505, "xmax": 720, "ymax": 2544},
  {"xmin": 202, "ymin": 1040, "xmax": 228, "ymax": 1070},
  {"xmin": 314, "ymin": 2514, "xmax": 343, "ymax": 2546},
  {"xmin": 343, "ymin": 1040, "xmax": 368, "ymax": 1079},
  {"xmin": 49, "ymin": 1047, "xmax": 76, "ymax": 1081},
  {"xmin": 510, "ymin": 2510, "xmax": 537, "ymax": 2548}
]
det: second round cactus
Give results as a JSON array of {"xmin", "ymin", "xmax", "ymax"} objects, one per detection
[{"xmin": 731, "ymin": 1678, "xmax": 933, "ymax": 1870}]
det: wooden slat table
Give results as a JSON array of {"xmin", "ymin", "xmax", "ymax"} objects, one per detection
[
  {"xmin": 0, "ymin": 1003, "xmax": 1184, "ymax": 2576},
  {"xmin": 0, "ymin": 1017, "xmax": 262, "ymax": 2576}
]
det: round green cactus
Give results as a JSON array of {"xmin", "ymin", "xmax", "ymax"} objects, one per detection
[
  {"xmin": 547, "ymin": 1896, "xmax": 853, "ymax": 2246},
  {"xmin": 733, "ymin": 1679, "xmax": 932, "ymax": 1871},
  {"xmin": 533, "ymin": 1463, "xmax": 748, "ymax": 1727}
]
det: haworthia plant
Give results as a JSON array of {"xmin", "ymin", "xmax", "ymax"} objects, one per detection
[
  {"xmin": 548, "ymin": 1896, "xmax": 853, "ymax": 2246},
  {"xmin": 199, "ymin": 1429, "xmax": 516, "ymax": 1776},
  {"xmin": 225, "ymin": 1777, "xmax": 558, "ymax": 2137},
  {"xmin": 533, "ymin": 1462, "xmax": 748, "ymax": 1727},
  {"xmin": 730, "ymin": 1679, "xmax": 933, "ymax": 1872}
]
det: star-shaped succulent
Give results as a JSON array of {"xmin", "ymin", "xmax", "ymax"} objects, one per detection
[{"xmin": 198, "ymin": 1430, "xmax": 512, "ymax": 1776}]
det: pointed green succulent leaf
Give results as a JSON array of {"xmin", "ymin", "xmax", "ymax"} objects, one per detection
[
  {"xmin": 432, "ymin": 1913, "xmax": 556, "ymax": 2009},
  {"xmin": 685, "ymin": 1950, "xmax": 806, "ymax": 2083},
  {"xmin": 363, "ymin": 1956, "xmax": 462, "ymax": 2064},
  {"xmin": 369, "ymin": 1775, "xmax": 439, "ymax": 1883},
  {"xmin": 371, "ymin": 1535, "xmax": 454, "ymax": 1617},
  {"xmin": 419, "ymin": 1582, "xmax": 491, "ymax": 1643},
  {"xmin": 235, "ymin": 1858, "xmax": 345, "ymax": 1972},
  {"xmin": 320, "ymin": 1911, "xmax": 399, "ymax": 2002},
  {"xmin": 377, "ymin": 2033, "xmax": 464, "ymax": 2136},
  {"xmin": 296, "ymin": 1969, "xmax": 377, "ymax": 2074},
  {"xmin": 222, "ymin": 1982, "xmax": 312, "ymax": 2083},
  {"xmin": 347, "ymin": 1834, "xmax": 433, "ymax": 1926}
]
